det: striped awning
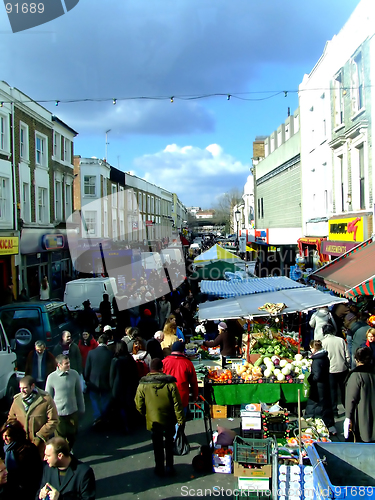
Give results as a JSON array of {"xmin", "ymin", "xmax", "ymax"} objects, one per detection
[
  {"xmin": 310, "ymin": 238, "xmax": 375, "ymax": 297},
  {"xmin": 200, "ymin": 276, "xmax": 305, "ymax": 298}
]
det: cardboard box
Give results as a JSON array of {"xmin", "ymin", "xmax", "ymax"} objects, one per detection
[
  {"xmin": 241, "ymin": 416, "xmax": 262, "ymax": 430},
  {"xmin": 237, "ymin": 476, "xmax": 270, "ymax": 491},
  {"xmin": 211, "ymin": 405, "xmax": 227, "ymax": 419},
  {"xmin": 234, "ymin": 462, "xmax": 272, "ymax": 478},
  {"xmin": 241, "ymin": 403, "xmax": 262, "ymax": 413},
  {"xmin": 212, "ymin": 449, "xmax": 232, "ymax": 474}
]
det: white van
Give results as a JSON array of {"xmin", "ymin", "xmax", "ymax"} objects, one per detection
[
  {"xmin": 0, "ymin": 320, "xmax": 18, "ymax": 405},
  {"xmin": 141, "ymin": 252, "xmax": 163, "ymax": 272},
  {"xmin": 63, "ymin": 277, "xmax": 118, "ymax": 312},
  {"xmin": 161, "ymin": 248, "xmax": 184, "ymax": 264}
]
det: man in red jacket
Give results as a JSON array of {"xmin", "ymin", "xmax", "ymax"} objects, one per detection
[{"xmin": 162, "ymin": 342, "xmax": 198, "ymax": 412}]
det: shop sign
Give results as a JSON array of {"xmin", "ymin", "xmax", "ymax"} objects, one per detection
[
  {"xmin": 146, "ymin": 220, "xmax": 153, "ymax": 227},
  {"xmin": 239, "ymin": 236, "xmax": 246, "ymax": 253},
  {"xmin": 321, "ymin": 240, "xmax": 359, "ymax": 257},
  {"xmin": 132, "ymin": 222, "xmax": 138, "ymax": 231},
  {"xmin": 328, "ymin": 216, "xmax": 364, "ymax": 242},
  {"xmin": 42, "ymin": 234, "xmax": 64, "ymax": 250},
  {"xmin": 269, "ymin": 246, "xmax": 277, "ymax": 252},
  {"xmin": 0, "ymin": 237, "xmax": 19, "ymax": 255},
  {"xmin": 255, "ymin": 229, "xmax": 269, "ymax": 244}
]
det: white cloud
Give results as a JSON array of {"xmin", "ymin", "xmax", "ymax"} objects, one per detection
[{"xmin": 134, "ymin": 143, "xmax": 250, "ymax": 207}]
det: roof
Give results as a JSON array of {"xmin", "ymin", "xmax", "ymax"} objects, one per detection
[
  {"xmin": 310, "ymin": 238, "xmax": 375, "ymax": 296},
  {"xmin": 198, "ymin": 287, "xmax": 347, "ymax": 321},
  {"xmin": 194, "ymin": 244, "xmax": 243, "ymax": 263},
  {"xmin": 200, "ymin": 276, "xmax": 305, "ymax": 298}
]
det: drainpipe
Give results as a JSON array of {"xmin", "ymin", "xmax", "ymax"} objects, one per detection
[{"xmin": 10, "ymin": 88, "xmax": 19, "ymax": 295}]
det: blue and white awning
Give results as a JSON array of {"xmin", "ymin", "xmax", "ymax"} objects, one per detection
[{"xmin": 200, "ymin": 276, "xmax": 305, "ymax": 298}]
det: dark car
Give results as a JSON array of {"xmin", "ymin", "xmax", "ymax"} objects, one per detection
[{"xmin": 0, "ymin": 301, "xmax": 80, "ymax": 372}]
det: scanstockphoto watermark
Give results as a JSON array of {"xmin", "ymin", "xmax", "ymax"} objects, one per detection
[
  {"xmin": 4, "ymin": 0, "xmax": 79, "ymax": 33},
  {"xmin": 180, "ymin": 485, "xmax": 375, "ymax": 497}
]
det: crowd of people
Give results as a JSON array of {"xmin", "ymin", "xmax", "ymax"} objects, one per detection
[
  {"xmin": 2, "ymin": 265, "xmax": 375, "ymax": 498},
  {"xmin": 305, "ymin": 302, "xmax": 375, "ymax": 441},
  {"xmin": 0, "ymin": 277, "xmax": 203, "ymax": 498}
]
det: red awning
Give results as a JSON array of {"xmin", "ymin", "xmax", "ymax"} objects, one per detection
[
  {"xmin": 310, "ymin": 238, "xmax": 375, "ymax": 296},
  {"xmin": 297, "ymin": 237, "xmax": 328, "ymax": 263}
]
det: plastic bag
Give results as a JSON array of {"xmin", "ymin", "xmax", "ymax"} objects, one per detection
[
  {"xmin": 216, "ymin": 426, "xmax": 236, "ymax": 446},
  {"xmin": 173, "ymin": 424, "xmax": 190, "ymax": 456},
  {"xmin": 303, "ymin": 371, "xmax": 310, "ymax": 399}
]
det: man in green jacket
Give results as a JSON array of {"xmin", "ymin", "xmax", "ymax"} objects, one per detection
[{"xmin": 135, "ymin": 358, "xmax": 185, "ymax": 477}]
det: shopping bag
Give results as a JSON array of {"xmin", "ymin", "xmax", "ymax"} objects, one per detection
[
  {"xmin": 173, "ymin": 424, "xmax": 190, "ymax": 456},
  {"xmin": 303, "ymin": 371, "xmax": 310, "ymax": 399}
]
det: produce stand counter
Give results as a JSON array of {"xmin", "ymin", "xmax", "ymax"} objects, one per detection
[{"xmin": 205, "ymin": 380, "xmax": 308, "ymax": 405}]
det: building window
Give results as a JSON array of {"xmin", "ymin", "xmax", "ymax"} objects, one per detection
[
  {"xmin": 138, "ymin": 192, "xmax": 142, "ymax": 212},
  {"xmin": 324, "ymin": 190, "xmax": 328, "ymax": 214},
  {"xmin": 84, "ymin": 175, "xmax": 96, "ymax": 196},
  {"xmin": 339, "ymin": 155, "xmax": 344, "ymax": 212},
  {"xmin": 358, "ymin": 144, "xmax": 365, "ymax": 209},
  {"xmin": 63, "ymin": 138, "xmax": 71, "ymax": 164},
  {"xmin": 143, "ymin": 193, "xmax": 146, "ymax": 213},
  {"xmin": 38, "ymin": 187, "xmax": 48, "ymax": 223},
  {"xmin": 352, "ymin": 52, "xmax": 364, "ymax": 113},
  {"xmin": 119, "ymin": 186, "xmax": 124, "ymax": 210},
  {"xmin": 53, "ymin": 132, "xmax": 60, "ymax": 159},
  {"xmin": 55, "ymin": 180, "xmax": 62, "ymax": 221},
  {"xmin": 35, "ymin": 134, "xmax": 47, "ymax": 167},
  {"xmin": 322, "ymin": 119, "xmax": 326, "ymax": 138},
  {"xmin": 0, "ymin": 115, "xmax": 9, "ymax": 152},
  {"xmin": 0, "ymin": 178, "xmax": 7, "ymax": 221},
  {"xmin": 111, "ymin": 185, "xmax": 117, "ymax": 207},
  {"xmin": 84, "ymin": 211, "xmax": 96, "ymax": 236},
  {"xmin": 20, "ymin": 123, "xmax": 29, "ymax": 160},
  {"xmin": 65, "ymin": 184, "xmax": 72, "ymax": 218},
  {"xmin": 22, "ymin": 182, "xmax": 30, "ymax": 221},
  {"xmin": 334, "ymin": 72, "xmax": 344, "ymax": 126}
]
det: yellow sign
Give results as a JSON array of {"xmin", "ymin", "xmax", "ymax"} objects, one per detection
[
  {"xmin": 328, "ymin": 217, "xmax": 364, "ymax": 242},
  {"xmin": 0, "ymin": 237, "xmax": 19, "ymax": 255}
]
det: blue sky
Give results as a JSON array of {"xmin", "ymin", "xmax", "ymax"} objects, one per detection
[{"xmin": 0, "ymin": 0, "xmax": 361, "ymax": 208}]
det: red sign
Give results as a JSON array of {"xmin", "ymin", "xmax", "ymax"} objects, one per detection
[{"xmin": 146, "ymin": 220, "xmax": 153, "ymax": 227}]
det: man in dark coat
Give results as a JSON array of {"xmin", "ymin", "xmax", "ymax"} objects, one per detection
[
  {"xmin": 53, "ymin": 331, "xmax": 82, "ymax": 375},
  {"xmin": 37, "ymin": 436, "xmax": 95, "ymax": 500},
  {"xmin": 305, "ymin": 340, "xmax": 335, "ymax": 434},
  {"xmin": 146, "ymin": 331, "xmax": 164, "ymax": 360},
  {"xmin": 85, "ymin": 334, "xmax": 113, "ymax": 425},
  {"xmin": 78, "ymin": 300, "xmax": 99, "ymax": 335},
  {"xmin": 25, "ymin": 341, "xmax": 56, "ymax": 390},
  {"xmin": 345, "ymin": 347, "xmax": 375, "ymax": 443}
]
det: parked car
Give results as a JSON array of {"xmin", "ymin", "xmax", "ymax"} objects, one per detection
[
  {"xmin": 0, "ymin": 301, "xmax": 80, "ymax": 373},
  {"xmin": 63, "ymin": 277, "xmax": 118, "ymax": 312},
  {"xmin": 0, "ymin": 320, "xmax": 18, "ymax": 405}
]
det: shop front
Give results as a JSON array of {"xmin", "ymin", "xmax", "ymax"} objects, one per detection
[
  {"xmin": 297, "ymin": 236, "xmax": 328, "ymax": 271},
  {"xmin": 321, "ymin": 213, "xmax": 372, "ymax": 259},
  {"xmin": 20, "ymin": 229, "xmax": 72, "ymax": 300},
  {"xmin": 0, "ymin": 235, "xmax": 19, "ymax": 305}
]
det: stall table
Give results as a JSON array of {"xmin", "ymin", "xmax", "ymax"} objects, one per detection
[{"xmin": 205, "ymin": 381, "xmax": 307, "ymax": 405}]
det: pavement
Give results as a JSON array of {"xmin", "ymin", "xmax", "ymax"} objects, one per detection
[{"xmin": 72, "ymin": 398, "xmax": 347, "ymax": 500}]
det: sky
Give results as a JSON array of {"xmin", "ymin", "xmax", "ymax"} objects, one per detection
[{"xmin": 0, "ymin": 0, "xmax": 362, "ymax": 209}]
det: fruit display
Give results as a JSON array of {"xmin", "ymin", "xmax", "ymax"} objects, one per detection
[{"xmin": 205, "ymin": 353, "xmax": 311, "ymax": 385}]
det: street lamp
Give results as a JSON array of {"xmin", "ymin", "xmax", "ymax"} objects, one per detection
[{"xmin": 235, "ymin": 209, "xmax": 240, "ymax": 253}]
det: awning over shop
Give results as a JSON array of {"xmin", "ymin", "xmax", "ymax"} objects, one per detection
[
  {"xmin": 310, "ymin": 238, "xmax": 375, "ymax": 297},
  {"xmin": 200, "ymin": 276, "xmax": 305, "ymax": 298},
  {"xmin": 198, "ymin": 287, "xmax": 347, "ymax": 321}
]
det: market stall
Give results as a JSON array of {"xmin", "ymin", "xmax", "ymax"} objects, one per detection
[{"xmin": 194, "ymin": 286, "xmax": 347, "ymax": 405}]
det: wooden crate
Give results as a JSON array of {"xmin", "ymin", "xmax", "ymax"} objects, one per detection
[{"xmin": 211, "ymin": 405, "xmax": 227, "ymax": 419}]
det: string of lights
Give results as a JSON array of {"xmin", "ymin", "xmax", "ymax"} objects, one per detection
[{"xmin": 0, "ymin": 85, "xmax": 371, "ymax": 107}]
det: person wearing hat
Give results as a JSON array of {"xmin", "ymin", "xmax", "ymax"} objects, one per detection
[
  {"xmin": 78, "ymin": 299, "xmax": 99, "ymax": 335},
  {"xmin": 203, "ymin": 322, "xmax": 237, "ymax": 366},
  {"xmin": 137, "ymin": 308, "xmax": 160, "ymax": 341},
  {"xmin": 162, "ymin": 342, "xmax": 198, "ymax": 413},
  {"xmin": 99, "ymin": 293, "xmax": 112, "ymax": 329}
]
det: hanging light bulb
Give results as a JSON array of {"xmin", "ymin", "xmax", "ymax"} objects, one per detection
[
  {"xmin": 170, "ymin": 96, "xmax": 174, "ymax": 103},
  {"xmin": 0, "ymin": 103, "xmax": 3, "ymax": 107},
  {"xmin": 284, "ymin": 91, "xmax": 288, "ymax": 98},
  {"xmin": 227, "ymin": 95, "xmax": 231, "ymax": 100},
  {"xmin": 55, "ymin": 100, "xmax": 60, "ymax": 106},
  {"xmin": 113, "ymin": 98, "xmax": 117, "ymax": 105}
]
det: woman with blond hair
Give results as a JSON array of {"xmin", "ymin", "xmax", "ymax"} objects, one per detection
[
  {"xmin": 164, "ymin": 314, "xmax": 184, "ymax": 341},
  {"xmin": 161, "ymin": 321, "xmax": 179, "ymax": 356},
  {"xmin": 361, "ymin": 328, "xmax": 375, "ymax": 362}
]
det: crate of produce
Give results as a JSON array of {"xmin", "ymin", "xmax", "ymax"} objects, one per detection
[
  {"xmin": 187, "ymin": 401, "xmax": 204, "ymax": 420},
  {"xmin": 210, "ymin": 405, "xmax": 227, "ymax": 419},
  {"xmin": 234, "ymin": 462, "xmax": 272, "ymax": 478},
  {"xmin": 212, "ymin": 446, "xmax": 233, "ymax": 474},
  {"xmin": 306, "ymin": 442, "xmax": 375, "ymax": 499},
  {"xmin": 233, "ymin": 436, "xmax": 272, "ymax": 465}
]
